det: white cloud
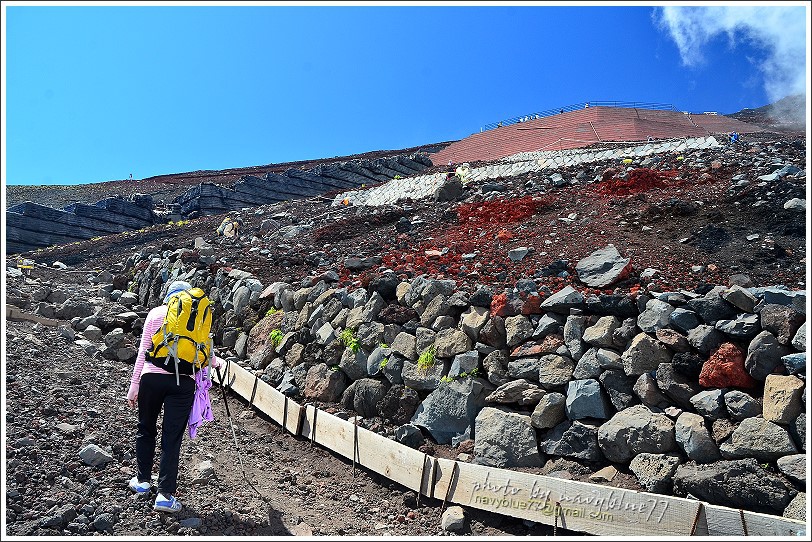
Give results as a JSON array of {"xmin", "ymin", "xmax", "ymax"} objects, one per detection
[{"xmin": 655, "ymin": 5, "xmax": 807, "ymax": 102}]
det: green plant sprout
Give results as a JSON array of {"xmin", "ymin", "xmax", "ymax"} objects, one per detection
[
  {"xmin": 270, "ymin": 328, "xmax": 284, "ymax": 348},
  {"xmin": 417, "ymin": 344, "xmax": 437, "ymax": 373},
  {"xmin": 340, "ymin": 328, "xmax": 360, "ymax": 353}
]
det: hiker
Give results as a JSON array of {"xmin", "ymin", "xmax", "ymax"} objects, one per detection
[
  {"xmin": 217, "ymin": 214, "xmax": 244, "ymax": 240},
  {"xmin": 126, "ymin": 280, "xmax": 223, "ymax": 513},
  {"xmin": 729, "ymin": 132, "xmax": 740, "ymax": 144}
]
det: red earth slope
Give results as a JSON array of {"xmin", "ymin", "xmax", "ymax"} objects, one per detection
[{"xmin": 430, "ymin": 106, "xmax": 763, "ymax": 165}]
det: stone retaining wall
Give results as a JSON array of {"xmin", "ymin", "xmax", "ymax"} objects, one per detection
[
  {"xmin": 175, "ymin": 152, "xmax": 432, "ymax": 217},
  {"xmin": 128, "ymin": 250, "xmax": 806, "ymax": 519},
  {"xmin": 333, "ymin": 137, "xmax": 721, "ymax": 207}
]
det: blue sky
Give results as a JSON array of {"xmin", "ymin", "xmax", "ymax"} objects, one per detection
[{"xmin": 3, "ymin": 2, "xmax": 809, "ymax": 186}]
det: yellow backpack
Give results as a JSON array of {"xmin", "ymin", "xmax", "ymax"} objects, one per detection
[{"xmin": 147, "ymin": 287, "xmax": 213, "ymax": 384}]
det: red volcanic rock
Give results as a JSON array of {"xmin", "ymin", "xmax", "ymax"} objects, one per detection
[
  {"xmin": 521, "ymin": 293, "xmax": 543, "ymax": 315},
  {"xmin": 491, "ymin": 292, "xmax": 523, "ymax": 317},
  {"xmin": 699, "ymin": 342, "xmax": 757, "ymax": 389},
  {"xmin": 510, "ymin": 334, "xmax": 564, "ymax": 358}
]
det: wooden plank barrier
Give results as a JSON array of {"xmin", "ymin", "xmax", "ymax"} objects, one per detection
[{"xmin": 213, "ymin": 361, "xmax": 806, "ymax": 537}]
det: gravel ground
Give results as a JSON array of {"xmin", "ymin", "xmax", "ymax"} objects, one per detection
[{"xmin": 4, "ymin": 302, "xmax": 572, "ymax": 537}]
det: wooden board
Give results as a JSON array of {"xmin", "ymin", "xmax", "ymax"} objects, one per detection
[
  {"xmin": 213, "ymin": 361, "xmax": 806, "ymax": 537},
  {"xmin": 6, "ymin": 306, "xmax": 60, "ymax": 327}
]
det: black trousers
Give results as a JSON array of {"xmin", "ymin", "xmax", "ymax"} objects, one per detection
[{"xmin": 135, "ymin": 372, "xmax": 195, "ymax": 496}]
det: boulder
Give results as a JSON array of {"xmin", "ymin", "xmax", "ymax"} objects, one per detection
[
  {"xmin": 563, "ymin": 315, "xmax": 587, "ymax": 361},
  {"xmin": 394, "ymin": 424, "xmax": 425, "ymax": 449},
  {"xmin": 582, "ymin": 316, "xmax": 620, "ymax": 347},
  {"xmin": 759, "ymin": 304, "xmax": 804, "ymax": 345},
  {"xmin": 745, "ymin": 330, "xmax": 793, "ymax": 380},
  {"xmin": 434, "ymin": 328, "xmax": 472, "ymax": 358},
  {"xmin": 338, "ymin": 347, "xmax": 369, "ymax": 381},
  {"xmin": 669, "ymin": 308, "xmax": 701, "ymax": 333},
  {"xmin": 791, "ymin": 322, "xmax": 806, "ymax": 351},
  {"xmin": 539, "ymin": 420, "xmax": 602, "ymax": 461},
  {"xmin": 629, "ymin": 453, "xmax": 682, "ymax": 494},
  {"xmin": 377, "ymin": 385, "xmax": 421, "ymax": 425},
  {"xmin": 673, "ymin": 458, "xmax": 797, "ymax": 513},
  {"xmin": 686, "ymin": 325, "xmax": 725, "ymax": 355},
  {"xmin": 723, "ymin": 390, "xmax": 762, "ymax": 421},
  {"xmin": 448, "ymin": 350, "xmax": 480, "ymax": 379},
  {"xmin": 572, "ymin": 347, "xmax": 601, "ymax": 379},
  {"xmin": 531, "ymin": 392, "xmax": 567, "ymax": 430},
  {"xmin": 537, "ymin": 354, "xmax": 575, "ymax": 389},
  {"xmin": 685, "ymin": 292, "xmax": 737, "ymax": 325},
  {"xmin": 460, "ymin": 306, "xmax": 489, "ymax": 342},
  {"xmin": 482, "ymin": 349, "xmax": 509, "ymax": 386},
  {"xmin": 762, "ymin": 375, "xmax": 805, "ymax": 425},
  {"xmin": 479, "ymin": 315, "xmax": 507, "ymax": 348},
  {"xmin": 401, "ymin": 358, "xmax": 444, "ymax": 392},
  {"xmin": 719, "ymin": 417, "xmax": 798, "ymax": 461},
  {"xmin": 505, "ymin": 315, "xmax": 534, "ymax": 348},
  {"xmin": 656, "ymin": 363, "xmax": 701, "ymax": 409},
  {"xmin": 78, "ymin": 444, "xmax": 115, "ymax": 467},
  {"xmin": 689, "ymin": 389, "xmax": 726, "ymax": 420},
  {"xmin": 783, "ymin": 493, "xmax": 806, "ymax": 521},
  {"xmin": 633, "ymin": 373, "xmax": 671, "ymax": 409},
  {"xmin": 597, "ymin": 405, "xmax": 676, "ymax": 462},
  {"xmin": 411, "ymin": 378, "xmax": 488, "ymax": 444},
  {"xmin": 441, "ymin": 506, "xmax": 466, "ymax": 532},
  {"xmin": 303, "ymin": 364, "xmax": 348, "ymax": 403},
  {"xmin": 599, "ymin": 369, "xmax": 639, "ymax": 411},
  {"xmin": 353, "ymin": 378, "xmax": 389, "ymax": 418},
  {"xmin": 390, "ymin": 332, "xmax": 417, "ymax": 361},
  {"xmin": 637, "ymin": 299, "xmax": 674, "ymax": 333},
  {"xmin": 575, "ymin": 245, "xmax": 633, "ymax": 288},
  {"xmin": 782, "ymin": 353, "xmax": 806, "ymax": 375},
  {"xmin": 776, "ymin": 454, "xmax": 805, "ymax": 485},
  {"xmin": 675, "ymin": 412, "xmax": 721, "ymax": 463},
  {"xmin": 539, "ymin": 286, "xmax": 584, "ymax": 314},
  {"xmin": 473, "ymin": 407, "xmax": 543, "ymax": 467},
  {"xmin": 485, "ymin": 379, "xmax": 545, "ymax": 406},
  {"xmin": 655, "ymin": 328, "xmax": 691, "ymax": 352},
  {"xmin": 621, "ymin": 333, "xmax": 672, "ymax": 376},
  {"xmin": 565, "ymin": 379, "xmax": 612, "ymax": 420},
  {"xmin": 699, "ymin": 342, "xmax": 757, "ymax": 389},
  {"xmin": 721, "ymin": 285, "xmax": 757, "ymax": 312}
]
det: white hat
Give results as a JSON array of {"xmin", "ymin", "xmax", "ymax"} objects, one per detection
[{"xmin": 164, "ymin": 280, "xmax": 192, "ymax": 304}]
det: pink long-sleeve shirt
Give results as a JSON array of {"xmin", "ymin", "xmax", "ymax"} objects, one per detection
[{"xmin": 126, "ymin": 304, "xmax": 222, "ymax": 401}]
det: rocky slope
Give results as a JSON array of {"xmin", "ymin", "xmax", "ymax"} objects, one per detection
[{"xmin": 4, "ymin": 130, "xmax": 807, "ymax": 536}]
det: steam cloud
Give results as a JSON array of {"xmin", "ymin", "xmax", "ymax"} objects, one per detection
[{"xmin": 656, "ymin": 6, "xmax": 807, "ymax": 107}]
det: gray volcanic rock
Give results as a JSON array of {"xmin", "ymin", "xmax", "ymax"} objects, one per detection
[
  {"xmin": 673, "ymin": 458, "xmax": 797, "ymax": 512},
  {"xmin": 473, "ymin": 407, "xmax": 543, "ymax": 467},
  {"xmin": 574, "ymin": 245, "xmax": 632, "ymax": 288}
]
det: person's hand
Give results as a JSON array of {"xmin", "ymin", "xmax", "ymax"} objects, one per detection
[{"xmin": 127, "ymin": 396, "xmax": 137, "ymax": 409}]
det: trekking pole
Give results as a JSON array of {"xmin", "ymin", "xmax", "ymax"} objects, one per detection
[{"xmin": 214, "ymin": 364, "xmax": 267, "ymax": 502}]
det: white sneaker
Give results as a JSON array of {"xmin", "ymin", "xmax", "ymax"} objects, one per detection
[
  {"xmin": 128, "ymin": 476, "xmax": 151, "ymax": 494},
  {"xmin": 153, "ymin": 493, "xmax": 182, "ymax": 513}
]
